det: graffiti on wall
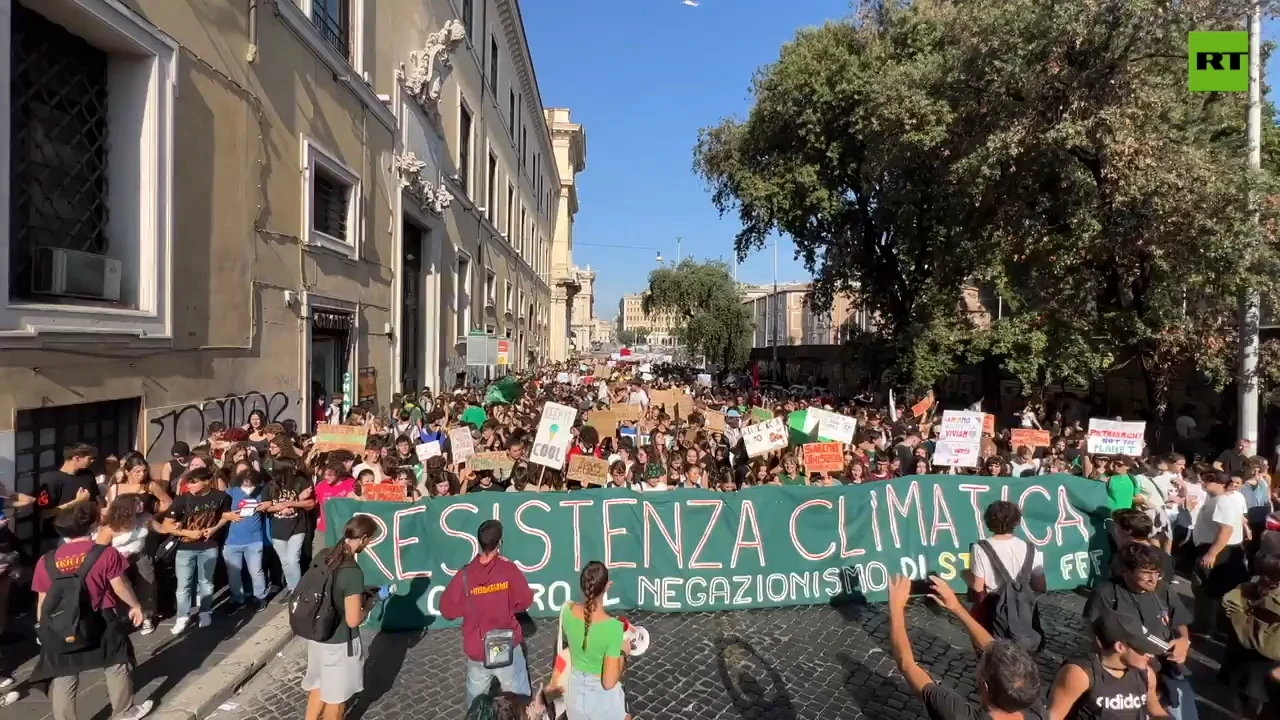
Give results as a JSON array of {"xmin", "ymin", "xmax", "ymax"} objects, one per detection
[{"xmin": 145, "ymin": 391, "xmax": 298, "ymax": 462}]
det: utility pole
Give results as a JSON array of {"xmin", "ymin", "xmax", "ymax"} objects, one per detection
[
  {"xmin": 676, "ymin": 237, "xmax": 682, "ymax": 264},
  {"xmin": 1239, "ymin": 2, "xmax": 1262, "ymax": 447}
]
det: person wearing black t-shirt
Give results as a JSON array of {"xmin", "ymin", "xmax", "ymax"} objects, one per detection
[
  {"xmin": 164, "ymin": 468, "xmax": 238, "ymax": 634},
  {"xmin": 35, "ymin": 443, "xmax": 100, "ymax": 547},
  {"xmin": 1214, "ymin": 439, "xmax": 1252, "ymax": 478},
  {"xmin": 1048, "ymin": 608, "xmax": 1168, "ymax": 719},
  {"xmin": 887, "ymin": 575, "xmax": 1047, "ymax": 720},
  {"xmin": 259, "ymin": 459, "xmax": 316, "ymax": 601}
]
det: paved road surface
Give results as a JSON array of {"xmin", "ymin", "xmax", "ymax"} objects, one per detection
[{"xmin": 218, "ymin": 591, "xmax": 1237, "ymax": 720}]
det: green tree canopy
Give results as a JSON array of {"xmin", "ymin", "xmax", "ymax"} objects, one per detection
[
  {"xmin": 696, "ymin": 0, "xmax": 1280, "ymax": 407},
  {"xmin": 643, "ymin": 259, "xmax": 754, "ymax": 368}
]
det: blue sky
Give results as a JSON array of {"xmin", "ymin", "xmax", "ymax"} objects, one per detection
[{"xmin": 523, "ymin": 2, "xmax": 1280, "ymax": 321}]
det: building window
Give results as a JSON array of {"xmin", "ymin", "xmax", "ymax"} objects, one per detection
[
  {"xmin": 519, "ymin": 291, "xmax": 526, "ymax": 317},
  {"xmin": 458, "ymin": 103, "xmax": 473, "ymax": 194},
  {"xmin": 303, "ymin": 137, "xmax": 360, "ymax": 258},
  {"xmin": 521, "ymin": 127, "xmax": 527, "ymax": 167},
  {"xmin": 508, "ymin": 89, "xmax": 515, "ymax": 131},
  {"xmin": 504, "ymin": 280, "xmax": 513, "ymax": 314},
  {"xmin": 462, "ymin": 0, "xmax": 473, "ymax": 39},
  {"xmin": 506, "ymin": 183, "xmax": 515, "ymax": 238},
  {"xmin": 4, "ymin": 1, "xmax": 175, "ymax": 335},
  {"xmin": 519, "ymin": 206, "xmax": 526, "ymax": 260},
  {"xmin": 485, "ymin": 271, "xmax": 496, "ymax": 308},
  {"xmin": 488, "ymin": 35, "xmax": 499, "ymax": 92},
  {"xmin": 485, "ymin": 323, "xmax": 495, "ymax": 335},
  {"xmin": 487, "ymin": 152, "xmax": 498, "ymax": 223},
  {"xmin": 456, "ymin": 253, "xmax": 471, "ymax": 338},
  {"xmin": 10, "ymin": 6, "xmax": 110, "ymax": 304},
  {"xmin": 311, "ymin": 0, "xmax": 350, "ymax": 59}
]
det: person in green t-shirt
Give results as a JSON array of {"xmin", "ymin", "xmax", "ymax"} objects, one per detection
[
  {"xmin": 1105, "ymin": 456, "xmax": 1140, "ymax": 511},
  {"xmin": 775, "ymin": 454, "xmax": 808, "ymax": 486},
  {"xmin": 560, "ymin": 561, "xmax": 630, "ymax": 719}
]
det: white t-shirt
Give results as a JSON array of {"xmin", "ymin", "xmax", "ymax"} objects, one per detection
[
  {"xmin": 633, "ymin": 481, "xmax": 668, "ymax": 492},
  {"xmin": 1192, "ymin": 490, "xmax": 1248, "ymax": 546},
  {"xmin": 970, "ymin": 536, "xmax": 1045, "ymax": 591}
]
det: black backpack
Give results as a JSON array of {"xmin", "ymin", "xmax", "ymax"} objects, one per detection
[
  {"xmin": 978, "ymin": 540, "xmax": 1044, "ymax": 652},
  {"xmin": 38, "ymin": 544, "xmax": 109, "ymax": 653},
  {"xmin": 289, "ymin": 549, "xmax": 352, "ymax": 645}
]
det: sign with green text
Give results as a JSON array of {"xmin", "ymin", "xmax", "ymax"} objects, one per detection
[
  {"xmin": 1189, "ymin": 31, "xmax": 1249, "ymax": 92},
  {"xmin": 325, "ymin": 474, "xmax": 1111, "ymax": 631}
]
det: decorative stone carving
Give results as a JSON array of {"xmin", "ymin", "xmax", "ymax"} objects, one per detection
[
  {"xmin": 394, "ymin": 152, "xmax": 453, "ymax": 216},
  {"xmin": 397, "ymin": 20, "xmax": 467, "ymax": 121}
]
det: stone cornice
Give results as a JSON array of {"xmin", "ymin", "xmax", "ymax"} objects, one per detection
[{"xmin": 496, "ymin": 0, "xmax": 560, "ymax": 187}]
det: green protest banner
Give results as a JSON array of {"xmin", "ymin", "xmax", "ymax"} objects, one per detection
[{"xmin": 325, "ymin": 474, "xmax": 1110, "ymax": 631}]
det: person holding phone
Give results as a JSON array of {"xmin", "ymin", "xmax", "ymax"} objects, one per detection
[{"xmin": 224, "ymin": 465, "xmax": 269, "ymax": 609}]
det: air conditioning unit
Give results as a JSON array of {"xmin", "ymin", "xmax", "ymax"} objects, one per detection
[{"xmin": 31, "ymin": 247, "xmax": 122, "ymax": 301}]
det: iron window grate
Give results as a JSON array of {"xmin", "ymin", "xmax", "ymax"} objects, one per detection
[
  {"xmin": 313, "ymin": 169, "xmax": 349, "ymax": 241},
  {"xmin": 9, "ymin": 3, "xmax": 110, "ymax": 300},
  {"xmin": 311, "ymin": 0, "xmax": 350, "ymax": 60}
]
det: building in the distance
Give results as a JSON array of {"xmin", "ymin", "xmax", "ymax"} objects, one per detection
[
  {"xmin": 547, "ymin": 108, "xmax": 587, "ymax": 361},
  {"xmin": 569, "ymin": 266, "xmax": 595, "ymax": 352},
  {"xmin": 745, "ymin": 283, "xmax": 809, "ymax": 348},
  {"xmin": 617, "ymin": 293, "xmax": 679, "ymax": 347},
  {"xmin": 592, "ymin": 317, "xmax": 616, "ymax": 346}
]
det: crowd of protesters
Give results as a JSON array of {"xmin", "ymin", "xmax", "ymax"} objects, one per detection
[{"xmin": 0, "ymin": 359, "xmax": 1278, "ymax": 720}]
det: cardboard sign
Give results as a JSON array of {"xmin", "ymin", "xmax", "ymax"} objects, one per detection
[
  {"xmin": 449, "ymin": 427, "xmax": 475, "ymax": 464},
  {"xmin": 815, "ymin": 410, "xmax": 856, "ymax": 445},
  {"xmin": 750, "ymin": 407, "xmax": 774, "ymax": 422},
  {"xmin": 933, "ymin": 439, "xmax": 980, "ymax": 467},
  {"xmin": 705, "ymin": 410, "xmax": 726, "ymax": 433},
  {"xmin": 362, "ymin": 484, "xmax": 409, "ymax": 502},
  {"xmin": 1010, "ymin": 428, "xmax": 1051, "ymax": 449},
  {"xmin": 314, "ymin": 424, "xmax": 369, "ymax": 453},
  {"xmin": 531, "ymin": 402, "xmax": 578, "ymax": 469},
  {"xmin": 416, "ymin": 440, "xmax": 442, "ymax": 462},
  {"xmin": 1086, "ymin": 419, "xmax": 1145, "ymax": 456},
  {"xmin": 803, "ymin": 442, "xmax": 844, "ymax": 473},
  {"xmin": 743, "ymin": 417, "xmax": 788, "ymax": 458},
  {"xmin": 983, "ymin": 413, "xmax": 996, "ymax": 436},
  {"xmin": 471, "ymin": 452, "xmax": 515, "ymax": 473},
  {"xmin": 910, "ymin": 393, "xmax": 934, "ymax": 419},
  {"xmin": 567, "ymin": 455, "xmax": 610, "ymax": 486}
]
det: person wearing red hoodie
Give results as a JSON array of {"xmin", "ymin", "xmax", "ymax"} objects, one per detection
[{"xmin": 440, "ymin": 519, "xmax": 534, "ymax": 710}]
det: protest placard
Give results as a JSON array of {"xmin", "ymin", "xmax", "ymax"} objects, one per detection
[
  {"xmin": 531, "ymin": 402, "xmax": 578, "ymax": 469},
  {"xmin": 910, "ymin": 393, "xmax": 934, "ymax": 419},
  {"xmin": 1086, "ymin": 419, "xmax": 1145, "ymax": 456},
  {"xmin": 567, "ymin": 455, "xmax": 610, "ymax": 486},
  {"xmin": 743, "ymin": 417, "xmax": 788, "ymax": 458},
  {"xmin": 314, "ymin": 424, "xmax": 368, "ymax": 453},
  {"xmin": 1010, "ymin": 428, "xmax": 1051, "ymax": 449},
  {"xmin": 416, "ymin": 440, "xmax": 442, "ymax": 462},
  {"xmin": 705, "ymin": 410, "xmax": 726, "ymax": 433},
  {"xmin": 362, "ymin": 484, "xmax": 409, "ymax": 502},
  {"xmin": 471, "ymin": 452, "xmax": 515, "ymax": 473},
  {"xmin": 803, "ymin": 442, "xmax": 844, "ymax": 473},
  {"xmin": 983, "ymin": 413, "xmax": 996, "ymax": 435},
  {"xmin": 449, "ymin": 427, "xmax": 475, "ymax": 464},
  {"xmin": 751, "ymin": 407, "xmax": 774, "ymax": 422},
  {"xmin": 932, "ymin": 439, "xmax": 980, "ymax": 467},
  {"xmin": 939, "ymin": 411, "xmax": 985, "ymax": 442},
  {"xmin": 816, "ymin": 411, "xmax": 856, "ymax": 444}
]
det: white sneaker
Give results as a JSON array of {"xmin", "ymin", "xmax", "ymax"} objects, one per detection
[
  {"xmin": 140, "ymin": 619, "xmax": 155, "ymax": 636},
  {"xmin": 170, "ymin": 617, "xmax": 190, "ymax": 635},
  {"xmin": 118, "ymin": 699, "xmax": 154, "ymax": 720},
  {"xmin": 0, "ymin": 676, "xmax": 13, "ymax": 689},
  {"xmin": 0, "ymin": 689, "xmax": 18, "ymax": 708},
  {"xmin": 197, "ymin": 612, "xmax": 212, "ymax": 629}
]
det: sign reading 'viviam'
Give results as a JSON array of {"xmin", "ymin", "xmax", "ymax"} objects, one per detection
[{"xmin": 326, "ymin": 474, "xmax": 1110, "ymax": 631}]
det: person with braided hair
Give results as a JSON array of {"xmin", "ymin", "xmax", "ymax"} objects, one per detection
[{"xmin": 560, "ymin": 561, "xmax": 631, "ymax": 720}]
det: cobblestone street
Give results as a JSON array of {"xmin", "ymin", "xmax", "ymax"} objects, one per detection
[{"xmin": 218, "ymin": 591, "xmax": 1237, "ymax": 720}]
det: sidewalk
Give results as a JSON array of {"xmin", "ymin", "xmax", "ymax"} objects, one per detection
[{"xmin": 2, "ymin": 592, "xmax": 293, "ymax": 720}]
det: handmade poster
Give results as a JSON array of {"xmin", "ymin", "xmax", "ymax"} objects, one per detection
[
  {"xmin": 314, "ymin": 424, "xmax": 369, "ymax": 453},
  {"xmin": 816, "ymin": 411, "xmax": 856, "ymax": 445},
  {"xmin": 750, "ymin": 407, "xmax": 774, "ymax": 422},
  {"xmin": 910, "ymin": 393, "xmax": 934, "ymax": 419},
  {"xmin": 471, "ymin": 452, "xmax": 515, "ymax": 473},
  {"xmin": 567, "ymin": 455, "xmax": 610, "ymax": 486},
  {"xmin": 416, "ymin": 440, "xmax": 442, "ymax": 462},
  {"xmin": 1086, "ymin": 419, "xmax": 1145, "ymax": 456},
  {"xmin": 450, "ymin": 427, "xmax": 476, "ymax": 464},
  {"xmin": 362, "ymin": 484, "xmax": 409, "ymax": 502},
  {"xmin": 983, "ymin": 414, "xmax": 996, "ymax": 435},
  {"xmin": 705, "ymin": 411, "xmax": 726, "ymax": 433},
  {"xmin": 531, "ymin": 402, "xmax": 578, "ymax": 469},
  {"xmin": 932, "ymin": 439, "xmax": 981, "ymax": 467},
  {"xmin": 1010, "ymin": 429, "xmax": 1052, "ymax": 449},
  {"xmin": 803, "ymin": 442, "xmax": 844, "ymax": 473},
  {"xmin": 743, "ymin": 418, "xmax": 788, "ymax": 458},
  {"xmin": 939, "ymin": 411, "xmax": 985, "ymax": 443}
]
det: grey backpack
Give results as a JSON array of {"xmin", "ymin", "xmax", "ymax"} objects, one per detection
[{"xmin": 978, "ymin": 541, "xmax": 1044, "ymax": 652}]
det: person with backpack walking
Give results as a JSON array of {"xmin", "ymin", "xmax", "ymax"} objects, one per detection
[
  {"xmin": 28, "ymin": 502, "xmax": 153, "ymax": 720},
  {"xmin": 291, "ymin": 514, "xmax": 380, "ymax": 720},
  {"xmin": 439, "ymin": 519, "xmax": 534, "ymax": 710},
  {"xmin": 966, "ymin": 500, "xmax": 1047, "ymax": 651}
]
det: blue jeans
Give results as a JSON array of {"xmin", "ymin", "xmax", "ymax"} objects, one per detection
[
  {"xmin": 565, "ymin": 667, "xmax": 627, "ymax": 720},
  {"xmin": 464, "ymin": 645, "xmax": 530, "ymax": 710},
  {"xmin": 271, "ymin": 534, "xmax": 306, "ymax": 592},
  {"xmin": 223, "ymin": 542, "xmax": 267, "ymax": 602},
  {"xmin": 174, "ymin": 547, "xmax": 218, "ymax": 617},
  {"xmin": 1161, "ymin": 675, "xmax": 1199, "ymax": 720}
]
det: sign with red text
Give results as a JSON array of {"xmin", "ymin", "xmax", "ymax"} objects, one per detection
[
  {"xmin": 932, "ymin": 439, "xmax": 980, "ymax": 467},
  {"xmin": 803, "ymin": 442, "xmax": 845, "ymax": 473},
  {"xmin": 1010, "ymin": 429, "xmax": 1052, "ymax": 449},
  {"xmin": 1086, "ymin": 419, "xmax": 1145, "ymax": 456},
  {"xmin": 743, "ymin": 417, "xmax": 788, "ymax": 457}
]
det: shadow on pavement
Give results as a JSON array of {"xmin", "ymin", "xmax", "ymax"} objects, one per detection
[{"xmin": 715, "ymin": 635, "xmax": 796, "ymax": 720}]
